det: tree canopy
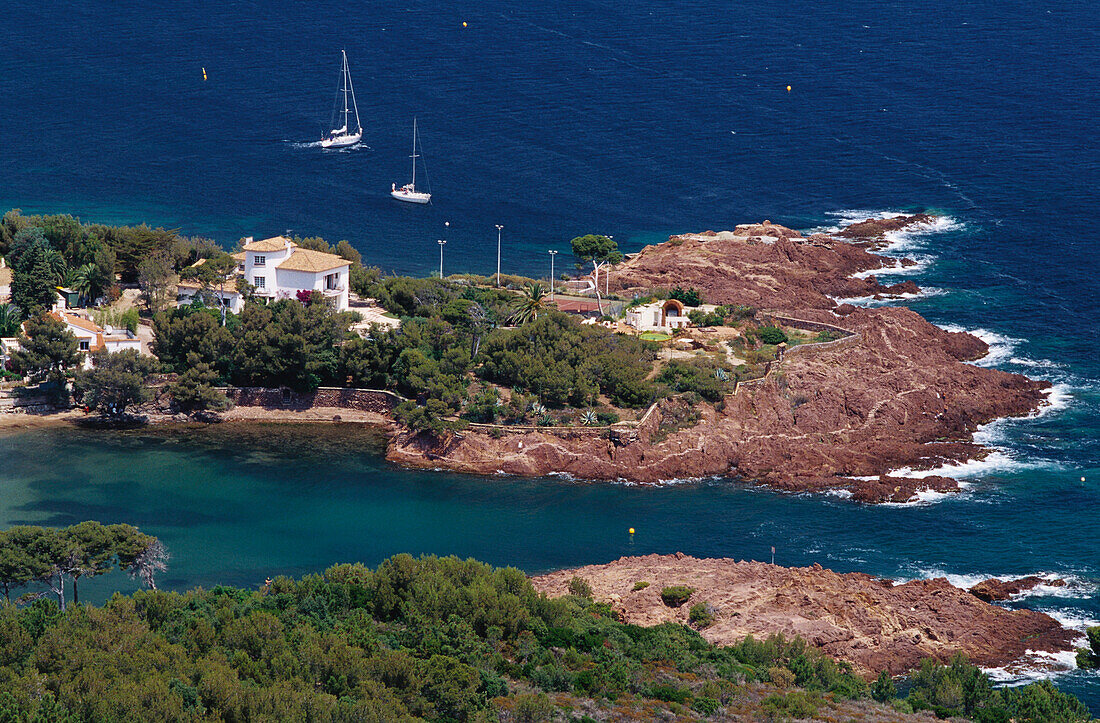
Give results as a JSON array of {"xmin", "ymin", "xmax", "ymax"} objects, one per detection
[
  {"xmin": 12, "ymin": 314, "xmax": 80, "ymax": 388},
  {"xmin": 569, "ymin": 234, "xmax": 622, "ymax": 265},
  {"xmin": 72, "ymin": 348, "xmax": 160, "ymax": 417}
]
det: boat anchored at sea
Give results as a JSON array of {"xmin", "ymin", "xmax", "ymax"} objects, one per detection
[
  {"xmin": 391, "ymin": 118, "xmax": 431, "ymax": 204},
  {"xmin": 321, "ymin": 50, "xmax": 362, "ymax": 149}
]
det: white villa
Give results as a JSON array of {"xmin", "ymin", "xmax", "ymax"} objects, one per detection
[
  {"xmin": 625, "ymin": 299, "xmax": 691, "ymax": 332},
  {"xmin": 243, "ymin": 237, "xmax": 350, "ymax": 310},
  {"xmin": 176, "ymin": 236, "xmax": 352, "ymax": 313},
  {"xmin": 40, "ymin": 311, "xmax": 141, "ymax": 369}
]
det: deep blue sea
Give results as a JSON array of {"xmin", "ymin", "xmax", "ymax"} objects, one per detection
[{"xmin": 1, "ymin": 0, "xmax": 1098, "ymax": 706}]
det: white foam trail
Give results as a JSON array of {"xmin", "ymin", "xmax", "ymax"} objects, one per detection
[{"xmin": 832, "ymin": 287, "xmax": 947, "ymax": 308}]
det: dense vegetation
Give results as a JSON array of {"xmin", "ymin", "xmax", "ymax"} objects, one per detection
[
  {"xmin": 146, "ymin": 271, "xmax": 742, "ymax": 431},
  {"xmin": 0, "ymin": 550, "xmax": 1090, "ymax": 722}
]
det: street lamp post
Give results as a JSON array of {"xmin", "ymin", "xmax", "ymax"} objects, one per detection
[
  {"xmin": 437, "ymin": 239, "xmax": 447, "ymax": 279},
  {"xmin": 495, "ymin": 224, "xmax": 504, "ymax": 286},
  {"xmin": 606, "ymin": 235, "xmax": 614, "ymax": 296},
  {"xmin": 548, "ymin": 250, "xmax": 558, "ymax": 301}
]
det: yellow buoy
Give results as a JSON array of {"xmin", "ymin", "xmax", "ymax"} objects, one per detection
[
  {"xmin": 202, "ymin": 67, "xmax": 207, "ymax": 81},
  {"xmin": 462, "ymin": 21, "xmax": 468, "ymax": 27},
  {"xmin": 786, "ymin": 85, "xmax": 791, "ymax": 92},
  {"xmin": 628, "ymin": 528, "xmax": 635, "ymax": 535}
]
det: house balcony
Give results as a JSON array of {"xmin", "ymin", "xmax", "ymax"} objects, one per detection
[{"xmin": 321, "ymin": 285, "xmax": 345, "ymax": 297}]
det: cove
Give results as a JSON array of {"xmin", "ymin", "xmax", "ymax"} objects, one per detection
[{"xmin": 1, "ymin": 421, "xmax": 1098, "ymax": 703}]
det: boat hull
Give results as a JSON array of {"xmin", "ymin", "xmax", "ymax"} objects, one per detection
[
  {"xmin": 390, "ymin": 190, "xmax": 431, "ymax": 204},
  {"xmin": 321, "ymin": 132, "xmax": 361, "ymax": 148}
]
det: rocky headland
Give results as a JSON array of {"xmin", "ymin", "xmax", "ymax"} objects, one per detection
[
  {"xmin": 532, "ymin": 554, "xmax": 1075, "ymax": 678},
  {"xmin": 388, "ymin": 215, "xmax": 1051, "ymax": 502}
]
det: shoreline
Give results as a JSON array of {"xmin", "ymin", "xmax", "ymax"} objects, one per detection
[{"xmin": 0, "ymin": 216, "xmax": 1059, "ymax": 505}]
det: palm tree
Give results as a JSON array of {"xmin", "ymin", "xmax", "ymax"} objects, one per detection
[
  {"xmin": 507, "ymin": 282, "xmax": 547, "ymax": 325},
  {"xmin": 70, "ymin": 263, "xmax": 109, "ymax": 305},
  {"xmin": 0, "ymin": 304, "xmax": 20, "ymax": 337},
  {"xmin": 43, "ymin": 248, "xmax": 68, "ymax": 286}
]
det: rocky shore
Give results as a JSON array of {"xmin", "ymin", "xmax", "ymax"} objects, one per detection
[
  {"xmin": 532, "ymin": 554, "xmax": 1075, "ymax": 678},
  {"xmin": 388, "ymin": 215, "xmax": 1051, "ymax": 501}
]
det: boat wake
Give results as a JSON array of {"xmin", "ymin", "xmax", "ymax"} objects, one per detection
[{"xmin": 285, "ymin": 139, "xmax": 372, "ymax": 151}]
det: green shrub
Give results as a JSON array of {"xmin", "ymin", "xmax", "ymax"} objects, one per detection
[
  {"xmin": 660, "ymin": 585, "xmax": 694, "ymax": 607},
  {"xmin": 757, "ymin": 326, "xmax": 788, "ymax": 345},
  {"xmin": 689, "ymin": 602, "xmax": 716, "ymax": 628},
  {"xmin": 692, "ymin": 696, "xmax": 720, "ymax": 715},
  {"xmin": 1075, "ymin": 625, "xmax": 1100, "ymax": 668},
  {"xmin": 567, "ymin": 576, "xmax": 593, "ymax": 599},
  {"xmin": 669, "ymin": 287, "xmax": 702, "ymax": 307},
  {"xmin": 632, "ymin": 581, "xmax": 650, "ymax": 592},
  {"xmin": 595, "ymin": 410, "xmax": 620, "ymax": 425},
  {"xmin": 871, "ymin": 670, "xmax": 896, "ymax": 702}
]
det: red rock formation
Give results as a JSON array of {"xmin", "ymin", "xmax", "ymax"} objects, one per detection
[
  {"xmin": 838, "ymin": 214, "xmax": 935, "ymax": 240},
  {"xmin": 969, "ymin": 576, "xmax": 1067, "ymax": 602},
  {"xmin": 388, "ymin": 304, "xmax": 1048, "ymax": 498},
  {"xmin": 531, "ymin": 554, "xmax": 1074, "ymax": 678},
  {"xmin": 386, "ymin": 216, "xmax": 1051, "ymax": 501}
]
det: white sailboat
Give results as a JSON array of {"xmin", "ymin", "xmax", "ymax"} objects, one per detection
[
  {"xmin": 321, "ymin": 50, "xmax": 362, "ymax": 149},
  {"xmin": 390, "ymin": 118, "xmax": 431, "ymax": 204}
]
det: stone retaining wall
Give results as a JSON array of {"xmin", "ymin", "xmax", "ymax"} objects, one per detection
[
  {"xmin": 761, "ymin": 314, "xmax": 861, "ymax": 361},
  {"xmin": 221, "ymin": 386, "xmax": 404, "ymax": 414}
]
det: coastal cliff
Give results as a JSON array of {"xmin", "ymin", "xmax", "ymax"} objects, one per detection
[
  {"xmin": 531, "ymin": 554, "xmax": 1075, "ymax": 678},
  {"xmin": 387, "ymin": 216, "xmax": 1051, "ymax": 501}
]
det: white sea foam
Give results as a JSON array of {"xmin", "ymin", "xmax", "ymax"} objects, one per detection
[
  {"xmin": 983, "ymin": 648, "xmax": 1080, "ymax": 685},
  {"xmin": 894, "ymin": 569, "xmax": 1098, "ymax": 608},
  {"xmin": 833, "ymin": 286, "xmax": 948, "ymax": 308},
  {"xmin": 937, "ymin": 324, "xmax": 1024, "ymax": 368},
  {"xmin": 851, "ymin": 253, "xmax": 935, "ymax": 278},
  {"xmin": 889, "ymin": 447, "xmax": 1036, "ymax": 479},
  {"xmin": 1046, "ymin": 608, "xmax": 1100, "ymax": 634}
]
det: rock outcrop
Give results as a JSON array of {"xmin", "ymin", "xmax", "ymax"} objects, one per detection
[
  {"xmin": 532, "ymin": 554, "xmax": 1074, "ymax": 678},
  {"xmin": 386, "ymin": 215, "xmax": 1052, "ymax": 501},
  {"xmin": 969, "ymin": 576, "xmax": 1066, "ymax": 602}
]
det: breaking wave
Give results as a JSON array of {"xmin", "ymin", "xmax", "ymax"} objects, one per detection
[{"xmin": 831, "ymin": 286, "xmax": 947, "ymax": 308}]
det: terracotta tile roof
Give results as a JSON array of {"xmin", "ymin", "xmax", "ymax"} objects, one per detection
[
  {"xmin": 276, "ymin": 248, "xmax": 349, "ymax": 274},
  {"xmin": 232, "ymin": 252, "xmax": 245, "ymax": 261},
  {"xmin": 0, "ymin": 266, "xmax": 10, "ymax": 286},
  {"xmin": 48, "ymin": 311, "xmax": 101, "ymax": 335},
  {"xmin": 243, "ymin": 236, "xmax": 295, "ymax": 253}
]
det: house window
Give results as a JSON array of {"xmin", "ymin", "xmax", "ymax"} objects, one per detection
[
  {"xmin": 325, "ymin": 273, "xmax": 340, "ymax": 290},
  {"xmin": 254, "ymin": 255, "xmax": 266, "ymax": 266},
  {"xmin": 79, "ymin": 340, "xmax": 89, "ymax": 351},
  {"xmin": 255, "ymin": 277, "xmax": 266, "ymax": 289}
]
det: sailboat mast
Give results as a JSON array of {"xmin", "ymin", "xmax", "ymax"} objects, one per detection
[
  {"xmin": 411, "ymin": 118, "xmax": 418, "ymax": 188},
  {"xmin": 341, "ymin": 51, "xmax": 350, "ymax": 131},
  {"xmin": 346, "ymin": 53, "xmax": 361, "ymax": 133}
]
